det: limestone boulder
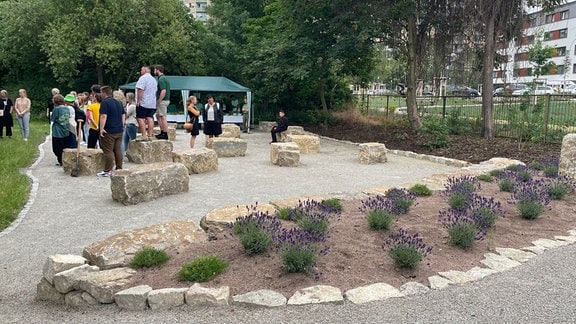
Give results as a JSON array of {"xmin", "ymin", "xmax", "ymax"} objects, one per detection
[
  {"xmin": 221, "ymin": 124, "xmax": 241, "ymax": 138},
  {"xmin": 232, "ymin": 289, "xmax": 287, "ymax": 307},
  {"xmin": 559, "ymin": 133, "xmax": 576, "ymax": 178},
  {"xmin": 147, "ymin": 288, "xmax": 188, "ymax": 310},
  {"xmin": 286, "ymin": 134, "xmax": 320, "ymax": 153},
  {"xmin": 205, "ymin": 137, "xmax": 247, "ymax": 157},
  {"xmin": 200, "ymin": 203, "xmax": 277, "ymax": 233},
  {"xmin": 53, "ymin": 264, "xmax": 100, "ymax": 293},
  {"xmin": 358, "ymin": 142, "xmax": 387, "ymax": 164},
  {"xmin": 76, "ymin": 267, "xmax": 137, "ymax": 304},
  {"xmin": 270, "ymin": 142, "xmax": 300, "ymax": 167},
  {"xmin": 42, "ymin": 254, "xmax": 87, "ymax": 284},
  {"xmin": 258, "ymin": 121, "xmax": 276, "ymax": 132},
  {"xmin": 62, "ymin": 148, "xmax": 105, "ymax": 176},
  {"xmin": 37, "ymin": 278, "xmax": 65, "ymax": 303},
  {"xmin": 287, "ymin": 285, "xmax": 343, "ymax": 305},
  {"xmin": 285, "ymin": 125, "xmax": 306, "ymax": 135},
  {"xmin": 185, "ymin": 284, "xmax": 230, "ymax": 306},
  {"xmin": 153, "ymin": 126, "xmax": 177, "ymax": 141},
  {"xmin": 126, "ymin": 139, "xmax": 174, "ymax": 164},
  {"xmin": 83, "ymin": 220, "xmax": 208, "ymax": 270},
  {"xmin": 172, "ymin": 148, "xmax": 218, "ymax": 174},
  {"xmin": 110, "ymin": 162, "xmax": 189, "ymax": 205},
  {"xmin": 114, "ymin": 285, "xmax": 153, "ymax": 311}
]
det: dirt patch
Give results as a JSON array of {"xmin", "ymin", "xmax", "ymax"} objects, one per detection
[{"xmin": 129, "ymin": 175, "xmax": 576, "ymax": 297}]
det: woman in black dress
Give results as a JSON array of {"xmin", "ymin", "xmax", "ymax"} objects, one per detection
[
  {"xmin": 186, "ymin": 96, "xmax": 201, "ymax": 148},
  {"xmin": 201, "ymin": 94, "xmax": 223, "ymax": 138},
  {"xmin": 0, "ymin": 90, "xmax": 14, "ymax": 139}
]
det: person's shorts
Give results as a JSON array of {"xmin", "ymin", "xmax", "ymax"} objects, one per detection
[
  {"xmin": 136, "ymin": 106, "xmax": 156, "ymax": 119},
  {"xmin": 156, "ymin": 100, "xmax": 169, "ymax": 116}
]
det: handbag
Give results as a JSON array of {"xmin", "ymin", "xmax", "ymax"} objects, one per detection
[{"xmin": 183, "ymin": 114, "xmax": 193, "ymax": 133}]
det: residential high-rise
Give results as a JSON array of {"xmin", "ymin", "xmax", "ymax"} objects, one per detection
[{"xmin": 181, "ymin": 0, "xmax": 210, "ymax": 22}]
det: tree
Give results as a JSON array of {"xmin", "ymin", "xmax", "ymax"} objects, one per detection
[{"xmin": 527, "ymin": 34, "xmax": 556, "ymax": 80}]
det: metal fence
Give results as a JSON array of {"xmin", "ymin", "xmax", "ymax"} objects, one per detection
[{"xmin": 358, "ymin": 94, "xmax": 576, "ymax": 143}]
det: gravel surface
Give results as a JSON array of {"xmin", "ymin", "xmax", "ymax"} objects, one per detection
[{"xmin": 1, "ymin": 130, "xmax": 575, "ymax": 323}]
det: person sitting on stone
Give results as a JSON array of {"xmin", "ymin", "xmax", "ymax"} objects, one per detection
[{"xmin": 270, "ymin": 110, "xmax": 288, "ymax": 143}]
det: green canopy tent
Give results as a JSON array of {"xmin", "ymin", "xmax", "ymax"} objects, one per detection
[{"xmin": 120, "ymin": 76, "xmax": 252, "ymax": 131}]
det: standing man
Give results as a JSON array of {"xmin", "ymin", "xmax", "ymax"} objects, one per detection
[
  {"xmin": 135, "ymin": 66, "xmax": 157, "ymax": 140},
  {"xmin": 154, "ymin": 65, "xmax": 170, "ymax": 140},
  {"xmin": 97, "ymin": 86, "xmax": 125, "ymax": 177}
]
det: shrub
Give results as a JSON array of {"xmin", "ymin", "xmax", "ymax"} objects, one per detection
[
  {"xmin": 528, "ymin": 161, "xmax": 545, "ymax": 171},
  {"xmin": 232, "ymin": 211, "xmax": 281, "ymax": 256},
  {"xmin": 498, "ymin": 178, "xmax": 515, "ymax": 192},
  {"xmin": 275, "ymin": 207, "xmax": 291, "ymax": 220},
  {"xmin": 443, "ymin": 176, "xmax": 480, "ymax": 210},
  {"xmin": 276, "ymin": 228, "xmax": 326, "ymax": 274},
  {"xmin": 297, "ymin": 213, "xmax": 330, "ymax": 237},
  {"xmin": 468, "ymin": 195, "xmax": 503, "ymax": 228},
  {"xmin": 419, "ymin": 117, "xmax": 449, "ymax": 149},
  {"xmin": 366, "ymin": 209, "xmax": 395, "ymax": 230},
  {"xmin": 545, "ymin": 176, "xmax": 576, "ymax": 200},
  {"xmin": 384, "ymin": 228, "xmax": 432, "ymax": 269},
  {"xmin": 178, "ymin": 255, "xmax": 228, "ymax": 282},
  {"xmin": 488, "ymin": 169, "xmax": 505, "ymax": 177},
  {"xmin": 543, "ymin": 165, "xmax": 559, "ymax": 178},
  {"xmin": 129, "ymin": 247, "xmax": 170, "ymax": 269},
  {"xmin": 386, "ymin": 188, "xmax": 417, "ymax": 214},
  {"xmin": 439, "ymin": 208, "xmax": 487, "ymax": 249},
  {"xmin": 409, "ymin": 184, "xmax": 433, "ymax": 196},
  {"xmin": 320, "ymin": 198, "xmax": 343, "ymax": 212},
  {"xmin": 512, "ymin": 180, "xmax": 551, "ymax": 220},
  {"xmin": 505, "ymin": 164, "xmax": 522, "ymax": 171},
  {"xmin": 476, "ymin": 174, "xmax": 493, "ymax": 182}
]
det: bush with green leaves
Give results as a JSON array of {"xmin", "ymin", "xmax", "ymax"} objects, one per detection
[
  {"xmin": 512, "ymin": 180, "xmax": 551, "ymax": 220},
  {"xmin": 439, "ymin": 208, "xmax": 488, "ymax": 249},
  {"xmin": 178, "ymin": 255, "xmax": 228, "ymax": 282},
  {"xmin": 129, "ymin": 247, "xmax": 170, "ymax": 269},
  {"xmin": 476, "ymin": 174, "xmax": 493, "ymax": 182},
  {"xmin": 232, "ymin": 211, "xmax": 281, "ymax": 256},
  {"xmin": 409, "ymin": 184, "xmax": 433, "ymax": 196},
  {"xmin": 276, "ymin": 228, "xmax": 326, "ymax": 274},
  {"xmin": 320, "ymin": 198, "xmax": 343, "ymax": 212},
  {"xmin": 543, "ymin": 165, "xmax": 559, "ymax": 178},
  {"xmin": 442, "ymin": 176, "xmax": 480, "ymax": 210},
  {"xmin": 384, "ymin": 228, "xmax": 432, "ymax": 269},
  {"xmin": 498, "ymin": 178, "xmax": 515, "ymax": 192},
  {"xmin": 488, "ymin": 169, "xmax": 505, "ymax": 178},
  {"xmin": 385, "ymin": 188, "xmax": 417, "ymax": 214},
  {"xmin": 545, "ymin": 176, "xmax": 576, "ymax": 200},
  {"xmin": 419, "ymin": 117, "xmax": 449, "ymax": 149},
  {"xmin": 365, "ymin": 209, "xmax": 395, "ymax": 230}
]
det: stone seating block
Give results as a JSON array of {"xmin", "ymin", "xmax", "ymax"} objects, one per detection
[
  {"xmin": 559, "ymin": 133, "xmax": 576, "ymax": 178},
  {"xmin": 110, "ymin": 162, "xmax": 189, "ymax": 205},
  {"xmin": 62, "ymin": 148, "xmax": 105, "ymax": 176},
  {"xmin": 358, "ymin": 142, "xmax": 387, "ymax": 164},
  {"xmin": 286, "ymin": 134, "xmax": 320, "ymax": 153},
  {"xmin": 205, "ymin": 137, "xmax": 247, "ymax": 157},
  {"xmin": 286, "ymin": 125, "xmax": 306, "ymax": 135},
  {"xmin": 258, "ymin": 121, "xmax": 277, "ymax": 132},
  {"xmin": 127, "ymin": 139, "xmax": 174, "ymax": 164},
  {"xmin": 172, "ymin": 148, "xmax": 218, "ymax": 174},
  {"xmin": 270, "ymin": 142, "xmax": 300, "ymax": 167},
  {"xmin": 153, "ymin": 126, "xmax": 177, "ymax": 141},
  {"xmin": 221, "ymin": 124, "xmax": 241, "ymax": 138}
]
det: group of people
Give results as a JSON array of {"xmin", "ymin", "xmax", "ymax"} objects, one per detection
[{"xmin": 0, "ymin": 89, "xmax": 32, "ymax": 141}]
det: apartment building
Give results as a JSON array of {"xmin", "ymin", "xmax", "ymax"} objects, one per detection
[
  {"xmin": 181, "ymin": 0, "xmax": 210, "ymax": 21},
  {"xmin": 494, "ymin": 1, "xmax": 576, "ymax": 86}
]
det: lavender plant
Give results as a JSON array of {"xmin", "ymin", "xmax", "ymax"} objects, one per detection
[
  {"xmin": 512, "ymin": 179, "xmax": 551, "ymax": 220},
  {"xmin": 468, "ymin": 195, "xmax": 503, "ymax": 228},
  {"xmin": 231, "ymin": 211, "xmax": 281, "ymax": 256},
  {"xmin": 360, "ymin": 195, "xmax": 397, "ymax": 231},
  {"xmin": 385, "ymin": 188, "xmax": 417, "ymax": 214},
  {"xmin": 320, "ymin": 198, "xmax": 343, "ymax": 213},
  {"xmin": 276, "ymin": 228, "xmax": 327, "ymax": 274},
  {"xmin": 544, "ymin": 176, "xmax": 576, "ymax": 200},
  {"xmin": 538, "ymin": 156, "xmax": 560, "ymax": 178},
  {"xmin": 443, "ymin": 176, "xmax": 480, "ymax": 210},
  {"xmin": 384, "ymin": 228, "xmax": 432, "ymax": 269},
  {"xmin": 409, "ymin": 184, "xmax": 433, "ymax": 196},
  {"xmin": 439, "ymin": 208, "xmax": 487, "ymax": 249}
]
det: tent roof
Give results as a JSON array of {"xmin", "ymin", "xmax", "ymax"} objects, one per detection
[{"xmin": 119, "ymin": 76, "xmax": 250, "ymax": 92}]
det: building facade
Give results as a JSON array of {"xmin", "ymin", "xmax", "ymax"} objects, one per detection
[
  {"xmin": 494, "ymin": 2, "xmax": 576, "ymax": 86},
  {"xmin": 181, "ymin": 0, "xmax": 210, "ymax": 22}
]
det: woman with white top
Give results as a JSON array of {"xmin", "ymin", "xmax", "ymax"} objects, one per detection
[
  {"xmin": 201, "ymin": 94, "xmax": 223, "ymax": 138},
  {"xmin": 122, "ymin": 92, "xmax": 137, "ymax": 157},
  {"xmin": 14, "ymin": 89, "xmax": 31, "ymax": 141}
]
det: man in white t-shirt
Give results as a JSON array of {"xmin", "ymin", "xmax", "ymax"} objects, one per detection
[{"xmin": 135, "ymin": 66, "xmax": 158, "ymax": 140}]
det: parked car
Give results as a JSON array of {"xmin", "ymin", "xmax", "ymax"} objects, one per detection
[
  {"xmin": 561, "ymin": 84, "xmax": 576, "ymax": 97},
  {"xmin": 447, "ymin": 85, "xmax": 480, "ymax": 98},
  {"xmin": 493, "ymin": 87, "xmax": 505, "ymax": 97},
  {"xmin": 512, "ymin": 85, "xmax": 554, "ymax": 96}
]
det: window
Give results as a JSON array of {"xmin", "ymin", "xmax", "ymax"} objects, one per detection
[
  {"xmin": 572, "ymin": 64, "xmax": 576, "ymax": 74},
  {"xmin": 545, "ymin": 14, "xmax": 554, "ymax": 23},
  {"xmin": 561, "ymin": 10, "xmax": 569, "ymax": 20},
  {"xmin": 560, "ymin": 28, "xmax": 568, "ymax": 39},
  {"xmin": 554, "ymin": 47, "xmax": 566, "ymax": 57}
]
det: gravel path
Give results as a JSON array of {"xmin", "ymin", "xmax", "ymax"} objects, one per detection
[{"xmin": 1, "ymin": 130, "xmax": 575, "ymax": 323}]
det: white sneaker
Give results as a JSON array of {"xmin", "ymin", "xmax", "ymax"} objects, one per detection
[
  {"xmin": 96, "ymin": 171, "xmax": 110, "ymax": 177},
  {"xmin": 23, "ymin": 138, "xmax": 28, "ymax": 141}
]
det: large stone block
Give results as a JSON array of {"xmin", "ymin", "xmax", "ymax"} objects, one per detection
[
  {"xmin": 42, "ymin": 254, "xmax": 87, "ymax": 284},
  {"xmin": 205, "ymin": 137, "xmax": 247, "ymax": 157},
  {"xmin": 185, "ymin": 284, "xmax": 230, "ymax": 306},
  {"xmin": 358, "ymin": 142, "xmax": 387, "ymax": 164},
  {"xmin": 76, "ymin": 267, "xmax": 137, "ymax": 304},
  {"xmin": 53, "ymin": 264, "xmax": 100, "ymax": 293},
  {"xmin": 258, "ymin": 121, "xmax": 276, "ymax": 132},
  {"xmin": 286, "ymin": 134, "xmax": 320, "ymax": 153},
  {"xmin": 126, "ymin": 139, "xmax": 174, "ymax": 164},
  {"xmin": 221, "ymin": 124, "xmax": 241, "ymax": 138},
  {"xmin": 200, "ymin": 203, "xmax": 277, "ymax": 233},
  {"xmin": 147, "ymin": 288, "xmax": 188, "ymax": 310},
  {"xmin": 286, "ymin": 125, "xmax": 306, "ymax": 135},
  {"xmin": 115, "ymin": 285, "xmax": 153, "ymax": 311},
  {"xmin": 37, "ymin": 278, "xmax": 65, "ymax": 303},
  {"xmin": 83, "ymin": 220, "xmax": 208, "ymax": 270},
  {"xmin": 559, "ymin": 133, "xmax": 576, "ymax": 178},
  {"xmin": 270, "ymin": 142, "xmax": 300, "ymax": 167},
  {"xmin": 172, "ymin": 148, "xmax": 218, "ymax": 174},
  {"xmin": 62, "ymin": 148, "xmax": 105, "ymax": 176},
  {"xmin": 153, "ymin": 126, "xmax": 177, "ymax": 141},
  {"xmin": 110, "ymin": 162, "xmax": 189, "ymax": 205}
]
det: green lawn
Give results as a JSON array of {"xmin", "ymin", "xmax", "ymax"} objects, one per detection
[{"xmin": 0, "ymin": 119, "xmax": 50, "ymax": 230}]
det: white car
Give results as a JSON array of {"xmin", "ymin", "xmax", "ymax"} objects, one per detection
[{"xmin": 512, "ymin": 85, "xmax": 554, "ymax": 96}]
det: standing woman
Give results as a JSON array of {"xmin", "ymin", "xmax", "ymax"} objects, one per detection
[
  {"xmin": 202, "ymin": 94, "xmax": 223, "ymax": 138},
  {"xmin": 186, "ymin": 96, "xmax": 200, "ymax": 148},
  {"xmin": 0, "ymin": 90, "xmax": 14, "ymax": 138},
  {"xmin": 122, "ymin": 92, "xmax": 137, "ymax": 156},
  {"xmin": 14, "ymin": 89, "xmax": 31, "ymax": 141}
]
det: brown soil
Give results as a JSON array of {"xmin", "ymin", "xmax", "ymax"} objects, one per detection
[{"xmin": 129, "ymin": 115, "xmax": 574, "ymax": 298}]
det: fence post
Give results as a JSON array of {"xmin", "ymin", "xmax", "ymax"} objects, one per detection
[
  {"xmin": 386, "ymin": 95, "xmax": 390, "ymax": 118},
  {"xmin": 544, "ymin": 94, "xmax": 551, "ymax": 143},
  {"xmin": 442, "ymin": 96, "xmax": 447, "ymax": 118},
  {"xmin": 366, "ymin": 94, "xmax": 370, "ymax": 112}
]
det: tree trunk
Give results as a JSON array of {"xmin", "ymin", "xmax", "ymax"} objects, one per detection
[
  {"xmin": 406, "ymin": 15, "xmax": 422, "ymax": 131},
  {"xmin": 97, "ymin": 63, "xmax": 104, "ymax": 85},
  {"xmin": 481, "ymin": 1, "xmax": 497, "ymax": 139},
  {"xmin": 319, "ymin": 80, "xmax": 328, "ymax": 113}
]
